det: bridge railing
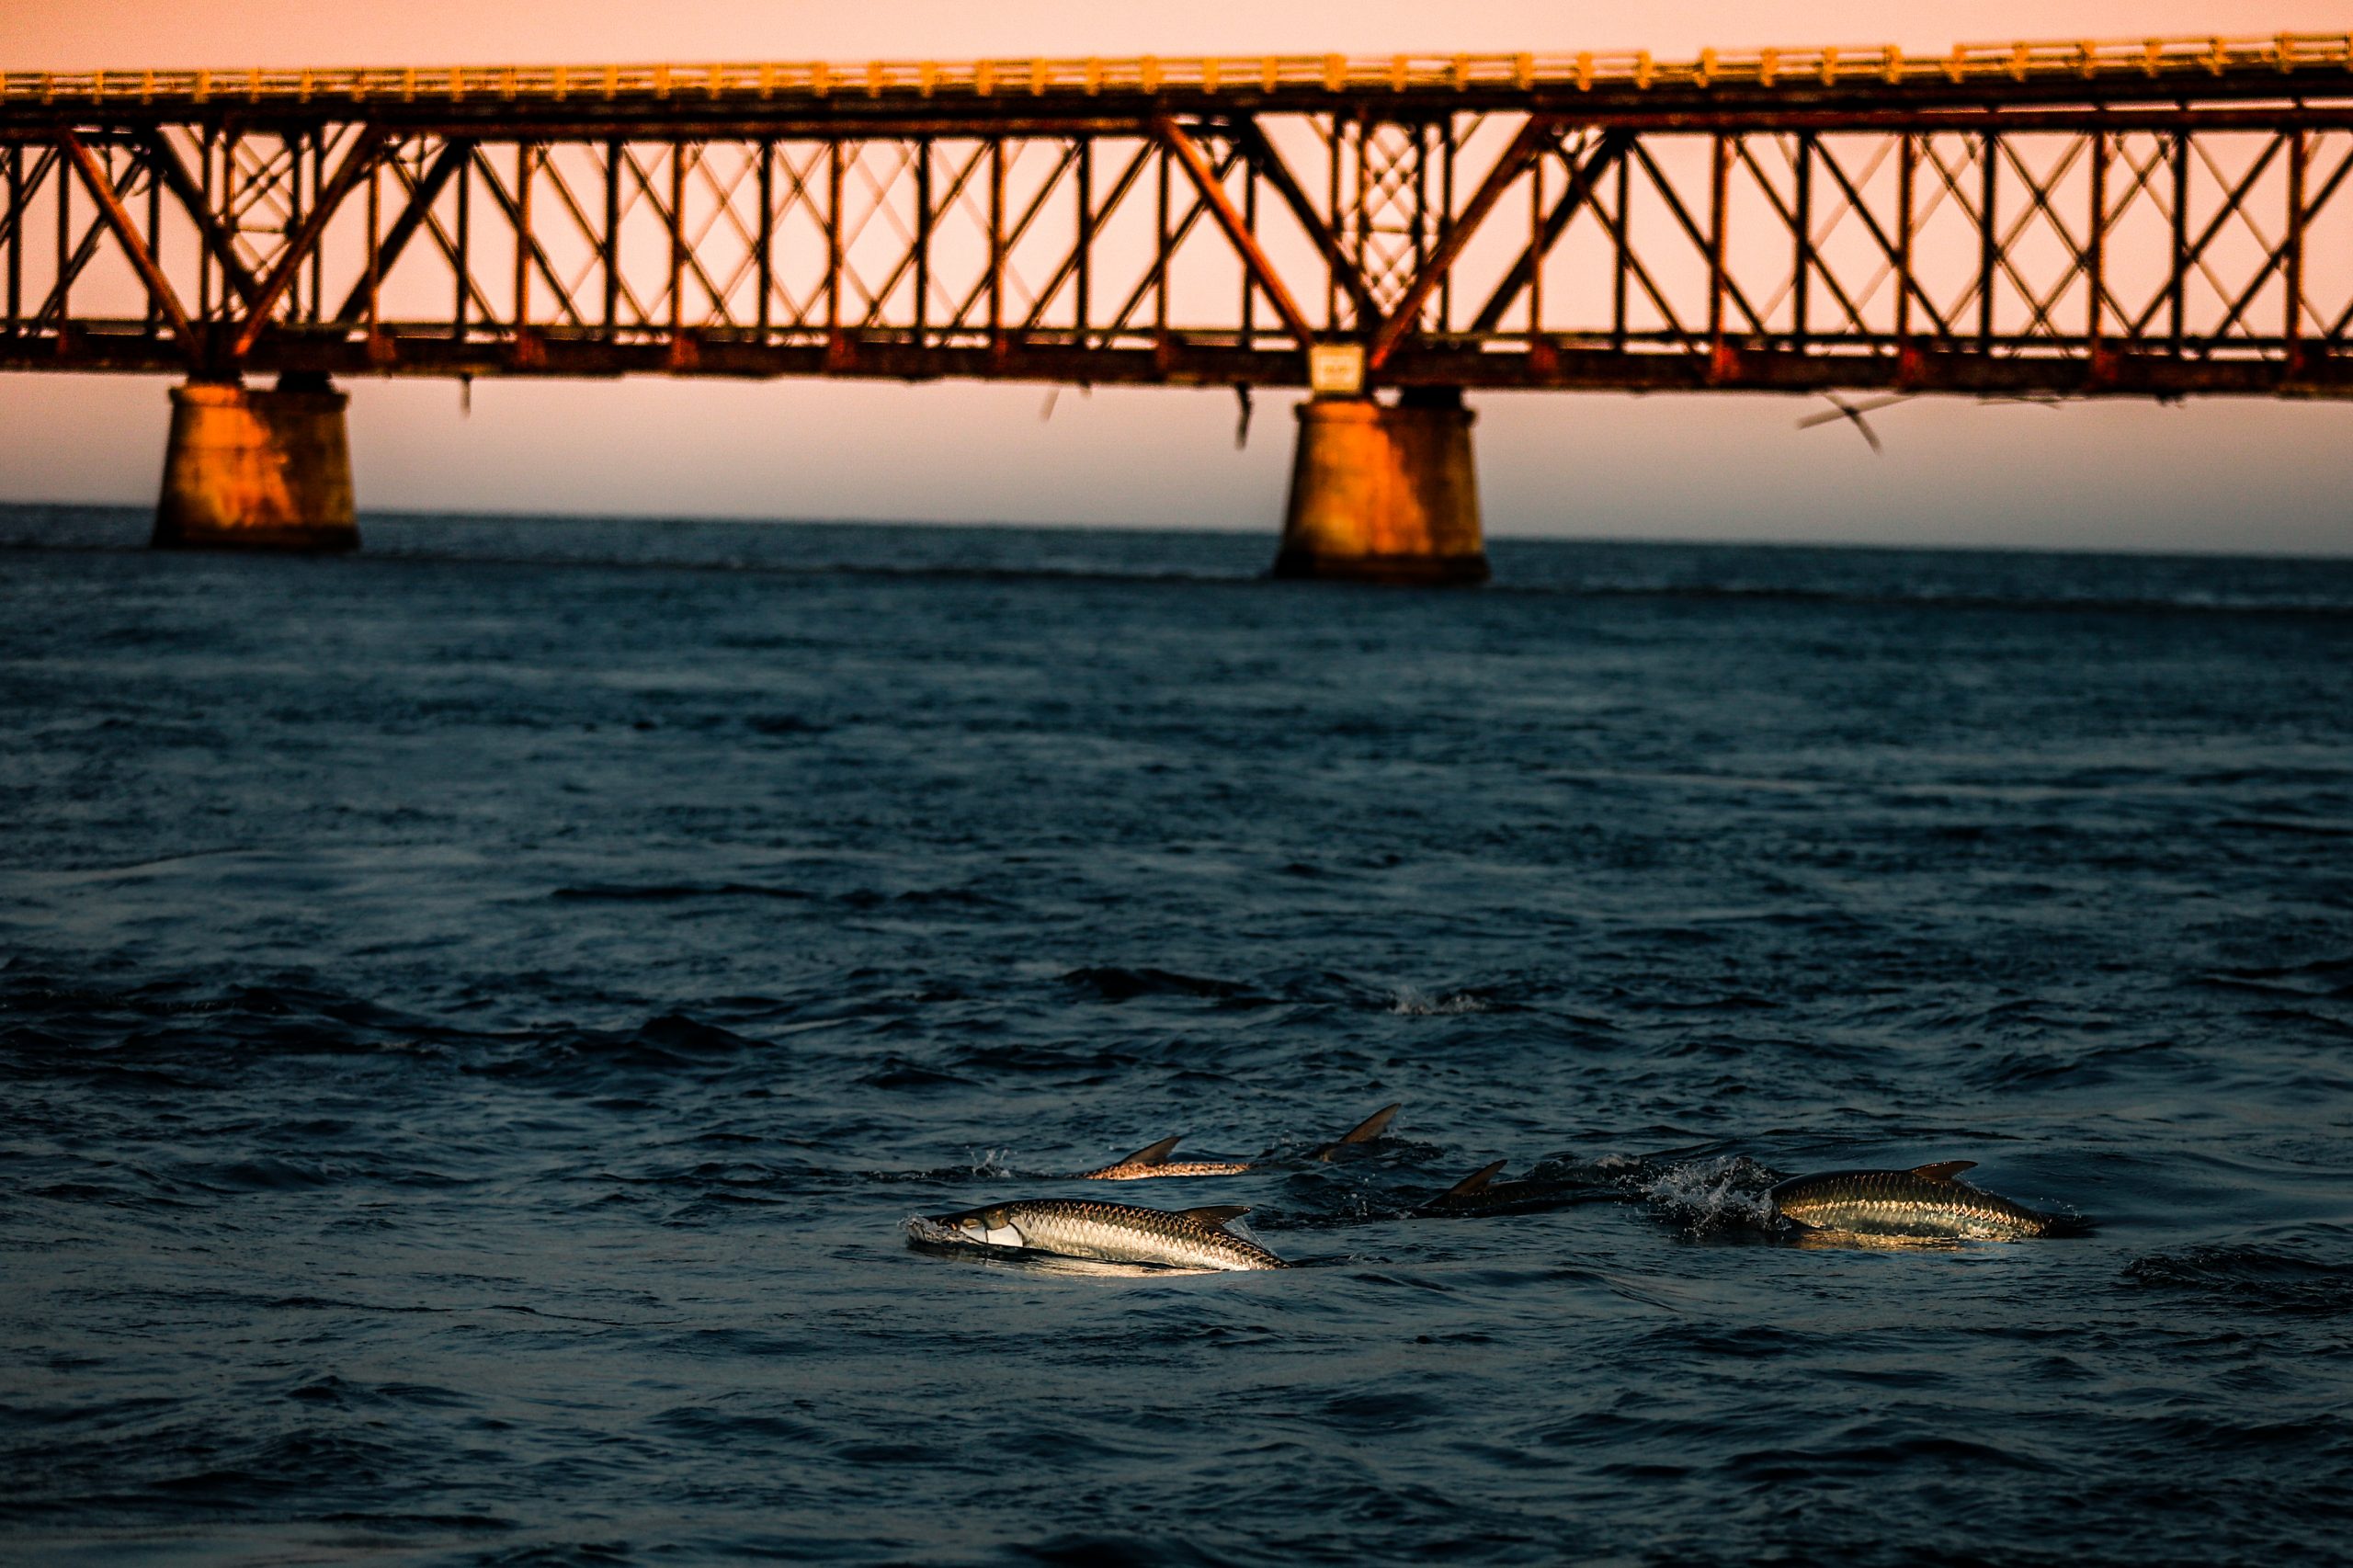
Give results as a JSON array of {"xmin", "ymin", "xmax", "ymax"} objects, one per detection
[{"xmin": 6, "ymin": 34, "xmax": 2353, "ymax": 108}]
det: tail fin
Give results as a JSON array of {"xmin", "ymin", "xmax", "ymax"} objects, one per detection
[
  {"xmin": 1438, "ymin": 1159, "xmax": 1509, "ymax": 1200},
  {"xmin": 1309, "ymin": 1102, "xmax": 1400, "ymax": 1161}
]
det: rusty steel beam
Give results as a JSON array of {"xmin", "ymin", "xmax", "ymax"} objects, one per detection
[
  {"xmin": 136, "ymin": 131, "xmax": 263, "ymax": 306},
  {"xmin": 1369, "ymin": 115, "xmax": 1559, "ymax": 367},
  {"xmin": 58, "ymin": 133, "xmax": 199, "ymax": 359},
  {"xmin": 12, "ymin": 43, "xmax": 2353, "ymax": 139},
  {"xmin": 1155, "ymin": 118, "xmax": 1315, "ymax": 347},
  {"xmin": 330, "ymin": 138, "xmax": 467, "ymax": 323},
  {"xmin": 11, "ymin": 323, "xmax": 2352, "ymax": 396},
  {"xmin": 21, "ymin": 104, "xmax": 2353, "ymax": 165},
  {"xmin": 1469, "ymin": 131, "xmax": 1631, "ymax": 334},
  {"xmin": 6, "ymin": 61, "xmax": 2353, "ymax": 407},
  {"xmin": 230, "ymin": 124, "xmax": 381, "ymax": 353},
  {"xmin": 1224, "ymin": 119, "xmax": 1375, "ymax": 328}
]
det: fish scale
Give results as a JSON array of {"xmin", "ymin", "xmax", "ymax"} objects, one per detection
[
  {"xmin": 1081, "ymin": 1158, "xmax": 1256, "ymax": 1180},
  {"xmin": 1074, "ymin": 1102, "xmax": 1400, "ymax": 1181},
  {"xmin": 936, "ymin": 1199, "xmax": 1288, "ymax": 1270},
  {"xmin": 1768, "ymin": 1164, "xmax": 2062, "ymax": 1239}
]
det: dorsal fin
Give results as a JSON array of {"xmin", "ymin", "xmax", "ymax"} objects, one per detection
[
  {"xmin": 1180, "ymin": 1205, "xmax": 1250, "ymax": 1229},
  {"xmin": 1911, "ymin": 1160, "xmax": 1977, "ymax": 1182},
  {"xmin": 1312, "ymin": 1101, "xmax": 1400, "ymax": 1160},
  {"xmin": 1441, "ymin": 1159, "xmax": 1509, "ymax": 1199},
  {"xmin": 1117, "ymin": 1133, "xmax": 1186, "ymax": 1168}
]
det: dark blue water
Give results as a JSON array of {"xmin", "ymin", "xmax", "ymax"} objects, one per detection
[{"xmin": 5, "ymin": 505, "xmax": 2352, "ymax": 1566}]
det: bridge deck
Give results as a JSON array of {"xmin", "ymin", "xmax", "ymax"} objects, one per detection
[
  {"xmin": 6, "ymin": 35, "xmax": 2353, "ymax": 397},
  {"xmin": 6, "ymin": 35, "xmax": 2353, "ymax": 125}
]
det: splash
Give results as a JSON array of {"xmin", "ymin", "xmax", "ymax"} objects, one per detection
[
  {"xmin": 1389, "ymin": 985, "xmax": 1490, "ymax": 1017},
  {"xmin": 1641, "ymin": 1154, "xmax": 1782, "ymax": 1237}
]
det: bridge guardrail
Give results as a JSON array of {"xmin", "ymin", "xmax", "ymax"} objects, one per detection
[{"xmin": 6, "ymin": 35, "xmax": 2353, "ymax": 108}]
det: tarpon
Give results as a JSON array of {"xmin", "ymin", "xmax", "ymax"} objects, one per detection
[
  {"xmin": 926, "ymin": 1199, "xmax": 1287, "ymax": 1271},
  {"xmin": 1304, "ymin": 1101, "xmax": 1402, "ymax": 1162},
  {"xmin": 1768, "ymin": 1161, "xmax": 2073, "ymax": 1240},
  {"xmin": 1075, "ymin": 1101, "xmax": 1401, "ymax": 1180},
  {"xmin": 1075, "ymin": 1134, "xmax": 1256, "ymax": 1181},
  {"xmin": 1415, "ymin": 1158, "xmax": 1623, "ymax": 1216}
]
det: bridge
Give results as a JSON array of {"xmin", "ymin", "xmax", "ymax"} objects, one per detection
[{"xmin": 6, "ymin": 33, "xmax": 2353, "ymax": 580}]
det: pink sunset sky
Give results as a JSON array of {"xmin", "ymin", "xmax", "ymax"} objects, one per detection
[{"xmin": 5, "ymin": 0, "xmax": 2353, "ymax": 555}]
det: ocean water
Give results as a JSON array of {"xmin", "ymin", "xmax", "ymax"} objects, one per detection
[{"xmin": 3, "ymin": 505, "xmax": 2351, "ymax": 1567}]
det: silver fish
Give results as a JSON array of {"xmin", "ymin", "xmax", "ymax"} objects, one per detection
[
  {"xmin": 1768, "ymin": 1161, "xmax": 2072, "ymax": 1240},
  {"xmin": 1074, "ymin": 1134, "xmax": 1255, "ymax": 1181},
  {"xmin": 1075, "ymin": 1101, "xmax": 1400, "ymax": 1181},
  {"xmin": 926, "ymin": 1199, "xmax": 1286, "ymax": 1271}
]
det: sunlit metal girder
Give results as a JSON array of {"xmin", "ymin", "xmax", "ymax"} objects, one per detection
[{"xmin": 5, "ymin": 36, "xmax": 2353, "ymax": 397}]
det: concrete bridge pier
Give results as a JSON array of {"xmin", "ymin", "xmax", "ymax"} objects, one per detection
[
  {"xmin": 153, "ymin": 373, "xmax": 358, "ymax": 551},
  {"xmin": 1272, "ymin": 387, "xmax": 1488, "ymax": 585}
]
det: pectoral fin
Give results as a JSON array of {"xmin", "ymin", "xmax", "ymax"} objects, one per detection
[
  {"xmin": 1910, "ymin": 1161, "xmax": 1978, "ymax": 1182},
  {"xmin": 1117, "ymin": 1133, "xmax": 1187, "ymax": 1168},
  {"xmin": 1180, "ymin": 1205, "xmax": 1251, "ymax": 1229},
  {"xmin": 1440, "ymin": 1159, "xmax": 1509, "ymax": 1199}
]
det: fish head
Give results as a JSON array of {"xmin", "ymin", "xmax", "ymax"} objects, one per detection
[{"xmin": 933, "ymin": 1202, "xmax": 1028, "ymax": 1249}]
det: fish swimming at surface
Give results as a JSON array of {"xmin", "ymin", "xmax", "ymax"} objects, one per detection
[
  {"xmin": 924, "ymin": 1199, "xmax": 1287, "ymax": 1271},
  {"xmin": 1074, "ymin": 1133, "xmax": 1256, "ymax": 1180},
  {"xmin": 1415, "ymin": 1158, "xmax": 1626, "ymax": 1216},
  {"xmin": 1075, "ymin": 1101, "xmax": 1400, "ymax": 1179},
  {"xmin": 1767, "ymin": 1161, "xmax": 2075, "ymax": 1239},
  {"xmin": 1304, "ymin": 1101, "xmax": 1402, "ymax": 1161}
]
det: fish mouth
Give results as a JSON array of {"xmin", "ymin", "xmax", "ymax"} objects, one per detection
[
  {"xmin": 903, "ymin": 1214, "xmax": 969, "ymax": 1249},
  {"xmin": 902, "ymin": 1214, "xmax": 1215, "ymax": 1277},
  {"xmin": 917, "ymin": 1204, "xmax": 1040, "ymax": 1250},
  {"xmin": 914, "ymin": 1207, "xmax": 999, "ymax": 1244},
  {"xmin": 905, "ymin": 1213, "xmax": 1020, "ymax": 1253}
]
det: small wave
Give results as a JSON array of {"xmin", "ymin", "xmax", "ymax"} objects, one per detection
[
  {"xmin": 466, "ymin": 1013, "xmax": 767, "ymax": 1081},
  {"xmin": 1009, "ymin": 1532, "xmax": 1245, "ymax": 1567},
  {"xmin": 744, "ymin": 713, "xmax": 826, "ymax": 735},
  {"xmin": 1553, "ymin": 580, "xmax": 2353, "ymax": 619},
  {"xmin": 2123, "ymin": 1242, "xmax": 2353, "ymax": 1315},
  {"xmin": 2216, "ymin": 816, "xmax": 2353, "ymax": 838},
  {"xmin": 1971, "ymin": 1038, "xmax": 2185, "ymax": 1090},
  {"xmin": 858, "ymin": 1058, "xmax": 975, "ymax": 1090},
  {"xmin": 1060, "ymin": 966, "xmax": 1261, "ymax": 1004},
  {"xmin": 549, "ymin": 882, "xmax": 813, "ymax": 902},
  {"xmin": 858, "ymin": 1150, "xmax": 1022, "ymax": 1185},
  {"xmin": 2197, "ymin": 954, "xmax": 2353, "ymax": 997},
  {"xmin": 1388, "ymin": 985, "xmax": 1491, "ymax": 1017}
]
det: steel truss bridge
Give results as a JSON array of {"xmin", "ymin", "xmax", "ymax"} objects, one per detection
[{"xmin": 6, "ymin": 34, "xmax": 2353, "ymax": 400}]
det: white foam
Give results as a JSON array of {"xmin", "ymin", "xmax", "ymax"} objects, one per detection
[
  {"xmin": 1642, "ymin": 1154, "xmax": 1780, "ymax": 1234},
  {"xmin": 1390, "ymin": 985, "xmax": 1490, "ymax": 1017}
]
